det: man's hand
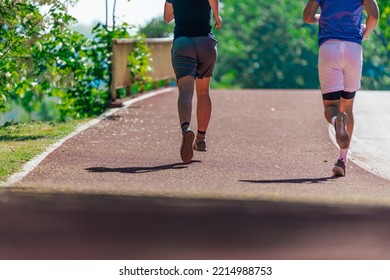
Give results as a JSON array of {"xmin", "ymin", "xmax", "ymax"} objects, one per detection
[
  {"xmin": 362, "ymin": 0, "xmax": 379, "ymax": 41},
  {"xmin": 214, "ymin": 15, "xmax": 222, "ymax": 29},
  {"xmin": 209, "ymin": 0, "xmax": 222, "ymax": 29},
  {"xmin": 361, "ymin": 24, "xmax": 368, "ymax": 41}
]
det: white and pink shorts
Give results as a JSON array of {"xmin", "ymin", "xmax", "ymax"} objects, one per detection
[{"xmin": 318, "ymin": 40, "xmax": 363, "ymax": 94}]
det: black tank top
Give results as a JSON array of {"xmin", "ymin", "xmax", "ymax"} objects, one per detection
[{"xmin": 169, "ymin": 0, "xmax": 212, "ymax": 39}]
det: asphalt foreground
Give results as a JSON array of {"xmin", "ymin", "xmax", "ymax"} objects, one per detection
[{"xmin": 1, "ymin": 89, "xmax": 390, "ymax": 260}]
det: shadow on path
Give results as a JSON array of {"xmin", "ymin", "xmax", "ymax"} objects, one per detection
[
  {"xmin": 85, "ymin": 161, "xmax": 201, "ymax": 174},
  {"xmin": 1, "ymin": 192, "xmax": 390, "ymax": 260},
  {"xmin": 240, "ymin": 176, "xmax": 337, "ymax": 184}
]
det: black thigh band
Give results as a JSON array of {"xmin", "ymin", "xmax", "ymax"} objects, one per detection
[
  {"xmin": 341, "ymin": 91, "xmax": 356, "ymax": 99},
  {"xmin": 322, "ymin": 91, "xmax": 342, "ymax": 100}
]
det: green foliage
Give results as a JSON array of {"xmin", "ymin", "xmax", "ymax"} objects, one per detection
[
  {"xmin": 214, "ymin": 0, "xmax": 388, "ymax": 90},
  {"xmin": 138, "ymin": 18, "xmax": 174, "ymax": 38},
  {"xmin": 1, "ymin": 0, "xmax": 154, "ymax": 121},
  {"xmin": 374, "ymin": 0, "xmax": 390, "ymax": 89},
  {"xmin": 378, "ymin": 0, "xmax": 390, "ymax": 47},
  {"xmin": 55, "ymin": 22, "xmax": 134, "ymax": 120},
  {"xmin": 361, "ymin": 35, "xmax": 389, "ymax": 90},
  {"xmin": 214, "ymin": 0, "xmax": 319, "ymax": 89},
  {"xmin": 0, "ymin": 0, "xmax": 77, "ymax": 112},
  {"xmin": 128, "ymin": 35, "xmax": 153, "ymax": 92}
]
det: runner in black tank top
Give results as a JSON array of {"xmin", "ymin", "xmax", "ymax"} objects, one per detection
[
  {"xmin": 170, "ymin": 0, "xmax": 212, "ymax": 39},
  {"xmin": 164, "ymin": 0, "xmax": 222, "ymax": 163}
]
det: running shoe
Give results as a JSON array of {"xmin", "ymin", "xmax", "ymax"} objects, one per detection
[
  {"xmin": 193, "ymin": 138, "xmax": 206, "ymax": 151},
  {"xmin": 335, "ymin": 112, "xmax": 350, "ymax": 149},
  {"xmin": 332, "ymin": 159, "xmax": 346, "ymax": 177},
  {"xmin": 180, "ymin": 130, "xmax": 195, "ymax": 163}
]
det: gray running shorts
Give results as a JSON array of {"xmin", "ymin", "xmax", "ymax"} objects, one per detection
[{"xmin": 171, "ymin": 35, "xmax": 217, "ymax": 81}]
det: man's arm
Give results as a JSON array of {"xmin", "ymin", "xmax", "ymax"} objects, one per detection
[
  {"xmin": 163, "ymin": 1, "xmax": 174, "ymax": 23},
  {"xmin": 303, "ymin": 0, "xmax": 320, "ymax": 24},
  {"xmin": 363, "ymin": 0, "xmax": 379, "ymax": 40},
  {"xmin": 208, "ymin": 0, "xmax": 222, "ymax": 29}
]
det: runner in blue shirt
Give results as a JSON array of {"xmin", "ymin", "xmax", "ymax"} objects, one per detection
[{"xmin": 304, "ymin": 0, "xmax": 379, "ymax": 176}]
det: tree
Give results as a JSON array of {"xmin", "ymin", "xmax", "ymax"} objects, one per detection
[
  {"xmin": 0, "ymin": 0, "xmax": 77, "ymax": 112},
  {"xmin": 213, "ymin": 0, "xmax": 388, "ymax": 90},
  {"xmin": 378, "ymin": 0, "xmax": 390, "ymax": 47},
  {"xmin": 138, "ymin": 18, "xmax": 174, "ymax": 38},
  {"xmin": 105, "ymin": 0, "xmax": 132, "ymax": 31},
  {"xmin": 0, "ymin": 0, "xmax": 145, "ymax": 120},
  {"xmin": 213, "ymin": 0, "xmax": 319, "ymax": 89}
]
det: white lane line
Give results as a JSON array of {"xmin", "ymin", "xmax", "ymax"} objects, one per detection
[{"xmin": 1, "ymin": 88, "xmax": 174, "ymax": 187}]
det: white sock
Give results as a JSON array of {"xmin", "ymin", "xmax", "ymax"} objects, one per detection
[
  {"xmin": 331, "ymin": 116, "xmax": 337, "ymax": 126},
  {"xmin": 339, "ymin": 148, "xmax": 348, "ymax": 164}
]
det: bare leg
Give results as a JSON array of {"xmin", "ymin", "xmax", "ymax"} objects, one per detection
[
  {"xmin": 324, "ymin": 98, "xmax": 352, "ymax": 176},
  {"xmin": 177, "ymin": 75, "xmax": 195, "ymax": 128},
  {"xmin": 195, "ymin": 77, "xmax": 212, "ymax": 132},
  {"xmin": 340, "ymin": 97, "xmax": 355, "ymax": 145},
  {"xmin": 176, "ymin": 75, "xmax": 195, "ymax": 162},
  {"xmin": 323, "ymin": 99, "xmax": 340, "ymax": 124}
]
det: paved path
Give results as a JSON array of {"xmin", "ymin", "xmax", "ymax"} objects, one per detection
[
  {"xmin": 1, "ymin": 193, "xmax": 390, "ymax": 259},
  {"xmin": 1, "ymin": 89, "xmax": 390, "ymax": 259},
  {"xmin": 9, "ymin": 89, "xmax": 390, "ymax": 206}
]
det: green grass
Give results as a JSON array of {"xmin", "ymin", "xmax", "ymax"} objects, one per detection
[{"xmin": 0, "ymin": 121, "xmax": 87, "ymax": 183}]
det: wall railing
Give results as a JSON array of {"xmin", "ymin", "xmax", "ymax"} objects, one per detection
[{"xmin": 110, "ymin": 38, "xmax": 175, "ymax": 101}]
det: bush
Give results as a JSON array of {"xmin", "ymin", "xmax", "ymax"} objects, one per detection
[{"xmin": 1, "ymin": 1, "xmax": 153, "ymax": 122}]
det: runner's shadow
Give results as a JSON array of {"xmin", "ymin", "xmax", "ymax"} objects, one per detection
[
  {"xmin": 240, "ymin": 176, "xmax": 337, "ymax": 184},
  {"xmin": 104, "ymin": 115, "xmax": 122, "ymax": 121},
  {"xmin": 85, "ymin": 161, "xmax": 201, "ymax": 174}
]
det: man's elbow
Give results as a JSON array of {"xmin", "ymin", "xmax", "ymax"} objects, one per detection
[
  {"xmin": 303, "ymin": 15, "xmax": 314, "ymax": 24},
  {"xmin": 369, "ymin": 11, "xmax": 379, "ymax": 22},
  {"xmin": 163, "ymin": 15, "xmax": 174, "ymax": 23},
  {"xmin": 365, "ymin": 1, "xmax": 380, "ymax": 22}
]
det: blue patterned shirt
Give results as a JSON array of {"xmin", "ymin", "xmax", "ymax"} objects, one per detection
[{"xmin": 316, "ymin": 0, "xmax": 364, "ymax": 46}]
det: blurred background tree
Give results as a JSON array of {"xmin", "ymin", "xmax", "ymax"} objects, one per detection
[
  {"xmin": 138, "ymin": 18, "xmax": 173, "ymax": 38},
  {"xmin": 361, "ymin": 0, "xmax": 389, "ymax": 90},
  {"xmin": 212, "ymin": 0, "xmax": 389, "ymax": 90},
  {"xmin": 378, "ymin": 0, "xmax": 389, "ymax": 47},
  {"xmin": 1, "ymin": 0, "xmax": 152, "ymax": 124},
  {"xmin": 0, "ymin": 0, "xmax": 78, "ymax": 112},
  {"xmin": 212, "ymin": 0, "xmax": 319, "ymax": 89}
]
